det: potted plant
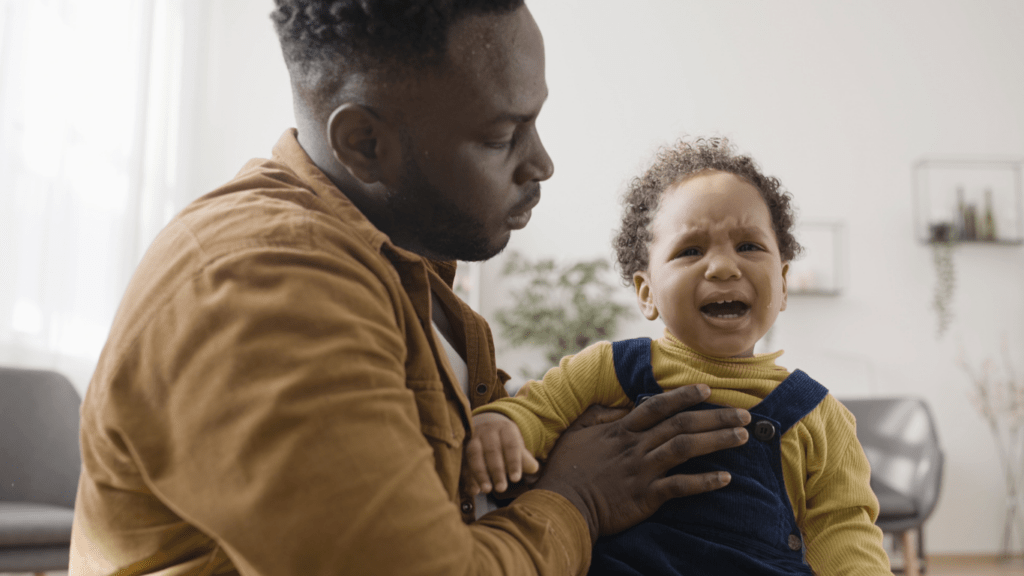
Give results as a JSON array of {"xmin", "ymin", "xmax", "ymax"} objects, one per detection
[{"xmin": 494, "ymin": 251, "xmax": 631, "ymax": 380}]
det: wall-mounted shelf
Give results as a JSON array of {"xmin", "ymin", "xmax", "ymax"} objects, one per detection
[
  {"xmin": 913, "ymin": 158, "xmax": 1024, "ymax": 244},
  {"xmin": 788, "ymin": 222, "xmax": 843, "ymax": 296},
  {"xmin": 927, "ymin": 239, "xmax": 1023, "ymax": 246}
]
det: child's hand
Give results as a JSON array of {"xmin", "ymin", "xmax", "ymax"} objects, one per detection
[{"xmin": 466, "ymin": 412, "xmax": 540, "ymax": 495}]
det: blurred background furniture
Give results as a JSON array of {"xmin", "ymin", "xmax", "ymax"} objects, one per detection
[
  {"xmin": 0, "ymin": 367, "xmax": 82, "ymax": 575},
  {"xmin": 843, "ymin": 398, "xmax": 944, "ymax": 576}
]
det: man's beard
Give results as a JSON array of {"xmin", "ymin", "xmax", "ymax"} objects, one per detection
[{"xmin": 385, "ymin": 148, "xmax": 505, "ymax": 262}]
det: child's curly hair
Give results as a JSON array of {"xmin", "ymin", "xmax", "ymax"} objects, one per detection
[{"xmin": 613, "ymin": 137, "xmax": 802, "ymax": 284}]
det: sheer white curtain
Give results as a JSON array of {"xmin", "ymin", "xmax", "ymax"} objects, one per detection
[{"xmin": 0, "ymin": 0, "xmax": 205, "ymax": 392}]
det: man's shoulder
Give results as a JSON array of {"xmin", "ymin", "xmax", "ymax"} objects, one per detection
[
  {"xmin": 106, "ymin": 155, "xmax": 398, "ymax": 366},
  {"xmin": 159, "ymin": 154, "xmax": 386, "ymax": 271}
]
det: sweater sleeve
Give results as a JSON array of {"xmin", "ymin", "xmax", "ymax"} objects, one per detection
[
  {"xmin": 473, "ymin": 342, "xmax": 632, "ymax": 459},
  {"xmin": 802, "ymin": 397, "xmax": 892, "ymax": 575}
]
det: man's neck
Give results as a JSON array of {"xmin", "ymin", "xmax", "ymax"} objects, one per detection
[{"xmin": 294, "ymin": 123, "xmax": 399, "ymax": 240}]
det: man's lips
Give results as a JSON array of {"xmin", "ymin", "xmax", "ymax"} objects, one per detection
[{"xmin": 507, "ymin": 190, "xmax": 541, "ymax": 230}]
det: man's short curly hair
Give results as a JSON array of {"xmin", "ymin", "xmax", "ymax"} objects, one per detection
[
  {"xmin": 271, "ymin": 0, "xmax": 524, "ymax": 109},
  {"xmin": 613, "ymin": 137, "xmax": 802, "ymax": 284}
]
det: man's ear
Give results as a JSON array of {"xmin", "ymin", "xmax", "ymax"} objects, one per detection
[
  {"xmin": 779, "ymin": 262, "xmax": 789, "ymax": 312},
  {"xmin": 326, "ymin": 103, "xmax": 394, "ymax": 184},
  {"xmin": 634, "ymin": 271, "xmax": 659, "ymax": 321}
]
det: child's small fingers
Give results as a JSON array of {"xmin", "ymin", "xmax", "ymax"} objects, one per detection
[
  {"xmin": 483, "ymin": 439, "xmax": 508, "ymax": 493},
  {"xmin": 465, "ymin": 439, "xmax": 493, "ymax": 493},
  {"xmin": 521, "ymin": 450, "xmax": 540, "ymax": 475},
  {"xmin": 502, "ymin": 435, "xmax": 523, "ymax": 484}
]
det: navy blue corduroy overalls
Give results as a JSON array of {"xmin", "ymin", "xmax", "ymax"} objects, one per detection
[{"xmin": 588, "ymin": 337, "xmax": 828, "ymax": 576}]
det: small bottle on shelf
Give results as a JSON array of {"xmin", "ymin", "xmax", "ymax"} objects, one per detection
[
  {"xmin": 981, "ymin": 188, "xmax": 997, "ymax": 241},
  {"xmin": 954, "ymin": 186, "xmax": 967, "ymax": 240},
  {"xmin": 963, "ymin": 202, "xmax": 977, "ymax": 240}
]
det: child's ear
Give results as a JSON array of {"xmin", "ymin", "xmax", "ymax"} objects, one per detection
[
  {"xmin": 779, "ymin": 262, "xmax": 789, "ymax": 312},
  {"xmin": 326, "ymin": 103, "xmax": 397, "ymax": 184},
  {"xmin": 634, "ymin": 271, "xmax": 659, "ymax": 321}
]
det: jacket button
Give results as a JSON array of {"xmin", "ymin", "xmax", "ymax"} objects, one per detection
[
  {"xmin": 475, "ymin": 383, "xmax": 488, "ymax": 395},
  {"xmin": 753, "ymin": 420, "xmax": 776, "ymax": 442},
  {"xmin": 788, "ymin": 533, "xmax": 802, "ymax": 550},
  {"xmin": 461, "ymin": 500, "xmax": 474, "ymax": 515}
]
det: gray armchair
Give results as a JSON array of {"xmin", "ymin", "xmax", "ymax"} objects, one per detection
[
  {"xmin": 0, "ymin": 367, "xmax": 82, "ymax": 575},
  {"xmin": 842, "ymin": 398, "xmax": 944, "ymax": 576}
]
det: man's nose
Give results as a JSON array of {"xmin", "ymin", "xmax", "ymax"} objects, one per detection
[{"xmin": 514, "ymin": 127, "xmax": 554, "ymax": 185}]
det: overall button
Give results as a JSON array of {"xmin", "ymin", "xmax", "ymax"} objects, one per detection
[
  {"xmin": 475, "ymin": 383, "xmax": 488, "ymax": 395},
  {"xmin": 788, "ymin": 533, "xmax": 803, "ymax": 551},
  {"xmin": 753, "ymin": 420, "xmax": 776, "ymax": 442},
  {"xmin": 635, "ymin": 393, "xmax": 657, "ymax": 406},
  {"xmin": 461, "ymin": 500, "xmax": 475, "ymax": 515}
]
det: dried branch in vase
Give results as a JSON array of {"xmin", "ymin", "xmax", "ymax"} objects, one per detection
[{"xmin": 959, "ymin": 337, "xmax": 1024, "ymax": 557}]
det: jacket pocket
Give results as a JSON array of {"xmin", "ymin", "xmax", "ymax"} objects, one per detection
[{"xmin": 407, "ymin": 381, "xmax": 465, "ymax": 449}]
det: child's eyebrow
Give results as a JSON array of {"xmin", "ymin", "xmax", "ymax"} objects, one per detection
[
  {"xmin": 662, "ymin": 227, "xmax": 707, "ymax": 244},
  {"xmin": 732, "ymin": 225, "xmax": 774, "ymax": 238}
]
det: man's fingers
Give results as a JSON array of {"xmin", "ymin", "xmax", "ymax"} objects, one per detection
[
  {"xmin": 650, "ymin": 470, "xmax": 733, "ymax": 502},
  {"xmin": 661, "ymin": 406, "xmax": 751, "ymax": 435},
  {"xmin": 646, "ymin": 426, "xmax": 749, "ymax": 471},
  {"xmin": 619, "ymin": 384, "xmax": 712, "ymax": 432},
  {"xmin": 566, "ymin": 404, "xmax": 630, "ymax": 432}
]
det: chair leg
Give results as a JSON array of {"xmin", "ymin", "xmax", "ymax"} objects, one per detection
[
  {"xmin": 902, "ymin": 530, "xmax": 920, "ymax": 576},
  {"xmin": 918, "ymin": 525, "xmax": 927, "ymax": 573}
]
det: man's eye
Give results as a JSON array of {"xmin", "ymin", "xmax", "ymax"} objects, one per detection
[
  {"xmin": 677, "ymin": 247, "xmax": 701, "ymax": 258},
  {"xmin": 484, "ymin": 136, "xmax": 516, "ymax": 150},
  {"xmin": 738, "ymin": 242, "xmax": 762, "ymax": 252}
]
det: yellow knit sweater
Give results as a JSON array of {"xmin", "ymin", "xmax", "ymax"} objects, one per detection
[{"xmin": 477, "ymin": 332, "xmax": 892, "ymax": 575}]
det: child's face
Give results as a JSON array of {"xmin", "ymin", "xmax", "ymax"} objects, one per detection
[{"xmin": 633, "ymin": 170, "xmax": 789, "ymax": 358}]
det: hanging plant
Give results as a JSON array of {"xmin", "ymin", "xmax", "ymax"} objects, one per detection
[
  {"xmin": 494, "ymin": 251, "xmax": 631, "ymax": 380},
  {"xmin": 929, "ymin": 223, "xmax": 957, "ymax": 338}
]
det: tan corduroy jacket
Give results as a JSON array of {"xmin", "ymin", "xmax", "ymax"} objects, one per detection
[{"xmin": 69, "ymin": 130, "xmax": 590, "ymax": 576}]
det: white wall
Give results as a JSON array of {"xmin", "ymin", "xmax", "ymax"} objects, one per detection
[
  {"xmin": 191, "ymin": 0, "xmax": 1024, "ymax": 555},
  {"xmin": 189, "ymin": 1, "xmax": 294, "ymax": 196}
]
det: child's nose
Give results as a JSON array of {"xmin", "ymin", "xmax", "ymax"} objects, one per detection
[{"xmin": 704, "ymin": 252, "xmax": 741, "ymax": 281}]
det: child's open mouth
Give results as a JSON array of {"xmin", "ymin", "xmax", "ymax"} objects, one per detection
[{"xmin": 700, "ymin": 300, "xmax": 750, "ymax": 319}]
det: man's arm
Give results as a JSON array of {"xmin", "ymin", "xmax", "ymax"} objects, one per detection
[{"xmin": 109, "ymin": 245, "xmax": 595, "ymax": 575}]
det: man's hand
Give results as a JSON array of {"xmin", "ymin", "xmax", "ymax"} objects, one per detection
[
  {"xmin": 532, "ymin": 384, "xmax": 750, "ymax": 543},
  {"xmin": 466, "ymin": 412, "xmax": 540, "ymax": 494}
]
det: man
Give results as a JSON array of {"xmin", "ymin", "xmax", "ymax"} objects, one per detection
[{"xmin": 70, "ymin": 1, "xmax": 751, "ymax": 574}]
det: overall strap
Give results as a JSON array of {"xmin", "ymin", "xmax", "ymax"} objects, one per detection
[
  {"xmin": 611, "ymin": 337, "xmax": 664, "ymax": 404},
  {"xmin": 752, "ymin": 369, "xmax": 829, "ymax": 434}
]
